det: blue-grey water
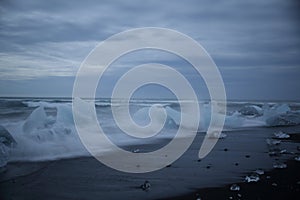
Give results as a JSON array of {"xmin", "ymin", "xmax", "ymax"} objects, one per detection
[{"xmin": 1, "ymin": 97, "xmax": 300, "ymax": 168}]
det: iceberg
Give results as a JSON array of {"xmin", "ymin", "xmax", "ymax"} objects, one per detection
[
  {"xmin": 266, "ymin": 111, "xmax": 300, "ymax": 126},
  {"xmin": 239, "ymin": 105, "xmax": 263, "ymax": 116},
  {"xmin": 262, "ymin": 104, "xmax": 300, "ymax": 126},
  {"xmin": 0, "ymin": 125, "xmax": 16, "ymax": 146},
  {"xmin": 56, "ymin": 104, "xmax": 74, "ymax": 126},
  {"xmin": 0, "ymin": 125, "xmax": 16, "ymax": 168},
  {"xmin": 22, "ymin": 106, "xmax": 49, "ymax": 134}
]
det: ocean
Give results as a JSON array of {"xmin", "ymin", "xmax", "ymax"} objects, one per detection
[
  {"xmin": 1, "ymin": 97, "xmax": 300, "ymax": 168},
  {"xmin": 1, "ymin": 97, "xmax": 300, "ymax": 199}
]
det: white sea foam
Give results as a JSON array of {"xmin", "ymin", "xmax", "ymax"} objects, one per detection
[
  {"xmin": 5, "ymin": 105, "xmax": 88, "ymax": 162},
  {"xmin": 1, "ymin": 99, "xmax": 300, "ymax": 164}
]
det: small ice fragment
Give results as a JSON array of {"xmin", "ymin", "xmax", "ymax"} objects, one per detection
[
  {"xmin": 141, "ymin": 180, "xmax": 151, "ymax": 191},
  {"xmin": 132, "ymin": 149, "xmax": 140, "ymax": 153},
  {"xmin": 269, "ymin": 151, "xmax": 279, "ymax": 157},
  {"xmin": 196, "ymin": 193, "xmax": 201, "ymax": 200},
  {"xmin": 209, "ymin": 132, "xmax": 227, "ymax": 139},
  {"xmin": 230, "ymin": 184, "xmax": 240, "ymax": 191},
  {"xmin": 273, "ymin": 162, "xmax": 287, "ymax": 169},
  {"xmin": 245, "ymin": 174, "xmax": 260, "ymax": 182},
  {"xmin": 266, "ymin": 176, "xmax": 271, "ymax": 179},
  {"xmin": 274, "ymin": 131, "xmax": 290, "ymax": 139},
  {"xmin": 219, "ymin": 133, "xmax": 227, "ymax": 139},
  {"xmin": 295, "ymin": 156, "xmax": 300, "ymax": 161},
  {"xmin": 269, "ymin": 151, "xmax": 275, "ymax": 156},
  {"xmin": 280, "ymin": 149, "xmax": 287, "ymax": 154},
  {"xmin": 272, "ymin": 183, "xmax": 278, "ymax": 187},
  {"xmin": 266, "ymin": 139, "xmax": 281, "ymax": 145},
  {"xmin": 229, "ymin": 197, "xmax": 233, "ymax": 200},
  {"xmin": 255, "ymin": 169, "xmax": 264, "ymax": 175},
  {"xmin": 237, "ymin": 193, "xmax": 242, "ymax": 198}
]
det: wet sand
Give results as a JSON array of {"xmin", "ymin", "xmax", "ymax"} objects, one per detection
[
  {"xmin": 1, "ymin": 126, "xmax": 300, "ymax": 200},
  {"xmin": 168, "ymin": 157, "xmax": 300, "ymax": 200}
]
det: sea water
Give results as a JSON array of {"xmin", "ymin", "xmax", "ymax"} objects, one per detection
[{"xmin": 1, "ymin": 97, "xmax": 300, "ymax": 168}]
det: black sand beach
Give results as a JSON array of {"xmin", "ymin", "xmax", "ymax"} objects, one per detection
[
  {"xmin": 171, "ymin": 159, "xmax": 300, "ymax": 200},
  {"xmin": 1, "ymin": 0, "xmax": 300, "ymax": 199},
  {"xmin": 1, "ymin": 125, "xmax": 300, "ymax": 200}
]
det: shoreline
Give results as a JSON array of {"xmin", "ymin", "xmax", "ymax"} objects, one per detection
[
  {"xmin": 167, "ymin": 159, "xmax": 300, "ymax": 200},
  {"xmin": 1, "ymin": 126, "xmax": 300, "ymax": 199}
]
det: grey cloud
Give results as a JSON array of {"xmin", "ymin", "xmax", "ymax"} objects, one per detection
[{"xmin": 0, "ymin": 0, "xmax": 299, "ymax": 100}]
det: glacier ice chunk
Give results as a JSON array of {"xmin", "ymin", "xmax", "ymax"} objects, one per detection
[
  {"xmin": 245, "ymin": 174, "xmax": 260, "ymax": 182},
  {"xmin": 239, "ymin": 105, "xmax": 263, "ymax": 116},
  {"xmin": 22, "ymin": 106, "xmax": 48, "ymax": 134},
  {"xmin": 274, "ymin": 131, "xmax": 290, "ymax": 139},
  {"xmin": 230, "ymin": 184, "xmax": 240, "ymax": 191},
  {"xmin": 273, "ymin": 162, "xmax": 287, "ymax": 169}
]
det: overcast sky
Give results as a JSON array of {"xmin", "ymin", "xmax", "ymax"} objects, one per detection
[{"xmin": 0, "ymin": 0, "xmax": 300, "ymax": 100}]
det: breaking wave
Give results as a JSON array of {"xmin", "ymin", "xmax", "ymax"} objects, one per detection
[{"xmin": 1, "ymin": 98, "xmax": 300, "ymax": 167}]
